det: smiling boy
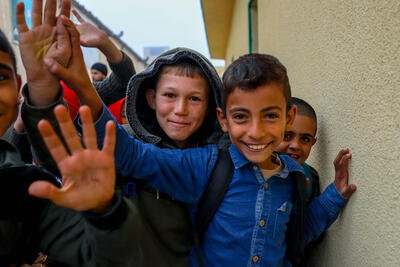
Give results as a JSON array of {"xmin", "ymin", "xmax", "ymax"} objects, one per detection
[
  {"xmin": 277, "ymin": 97, "xmax": 317, "ymax": 165},
  {"xmin": 37, "ymin": 49, "xmax": 356, "ymax": 265},
  {"xmin": 276, "ymin": 97, "xmax": 320, "ymax": 201}
]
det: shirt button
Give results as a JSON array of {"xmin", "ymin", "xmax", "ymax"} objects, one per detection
[
  {"xmin": 265, "ymin": 183, "xmax": 269, "ymax": 190},
  {"xmin": 259, "ymin": 220, "xmax": 265, "ymax": 227},
  {"xmin": 253, "ymin": 256, "xmax": 259, "ymax": 263},
  {"xmin": 253, "ymin": 165, "xmax": 258, "ymax": 171}
]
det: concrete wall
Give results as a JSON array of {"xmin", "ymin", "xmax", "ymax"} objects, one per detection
[
  {"xmin": 225, "ymin": 0, "xmax": 249, "ymax": 65},
  {"xmin": 225, "ymin": 0, "xmax": 400, "ymax": 266}
]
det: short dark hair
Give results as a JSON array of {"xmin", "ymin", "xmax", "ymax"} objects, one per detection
[
  {"xmin": 154, "ymin": 58, "xmax": 207, "ymax": 89},
  {"xmin": 0, "ymin": 29, "xmax": 17, "ymax": 76},
  {"xmin": 221, "ymin": 53, "xmax": 291, "ymax": 113},
  {"xmin": 291, "ymin": 97, "xmax": 317, "ymax": 135}
]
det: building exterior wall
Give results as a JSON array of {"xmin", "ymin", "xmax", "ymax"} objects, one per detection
[
  {"xmin": 224, "ymin": 0, "xmax": 400, "ymax": 266},
  {"xmin": 225, "ymin": 0, "xmax": 249, "ymax": 65}
]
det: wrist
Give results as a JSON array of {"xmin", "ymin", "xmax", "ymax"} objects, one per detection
[
  {"xmin": 99, "ymin": 38, "xmax": 123, "ymax": 63},
  {"xmin": 26, "ymin": 77, "xmax": 60, "ymax": 106},
  {"xmin": 87, "ymin": 195, "xmax": 114, "ymax": 214}
]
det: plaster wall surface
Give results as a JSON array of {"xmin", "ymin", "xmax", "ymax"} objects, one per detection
[
  {"xmin": 256, "ymin": 1, "xmax": 400, "ymax": 266},
  {"xmin": 225, "ymin": 0, "xmax": 249, "ymax": 64}
]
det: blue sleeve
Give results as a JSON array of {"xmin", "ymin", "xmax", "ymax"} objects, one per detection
[
  {"xmin": 75, "ymin": 106, "xmax": 219, "ymax": 204},
  {"xmin": 304, "ymin": 183, "xmax": 347, "ymax": 244}
]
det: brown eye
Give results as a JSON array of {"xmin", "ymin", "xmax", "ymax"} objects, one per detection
[
  {"xmin": 264, "ymin": 113, "xmax": 279, "ymax": 119},
  {"xmin": 284, "ymin": 133, "xmax": 292, "ymax": 141},
  {"xmin": 189, "ymin": 96, "xmax": 201, "ymax": 101},
  {"xmin": 164, "ymin": 93, "xmax": 175, "ymax": 98},
  {"xmin": 233, "ymin": 114, "xmax": 246, "ymax": 120}
]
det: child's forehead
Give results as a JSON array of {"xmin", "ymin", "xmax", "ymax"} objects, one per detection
[
  {"xmin": 157, "ymin": 72, "xmax": 209, "ymax": 92},
  {"xmin": 227, "ymin": 83, "xmax": 287, "ymax": 109},
  {"xmin": 291, "ymin": 115, "xmax": 317, "ymax": 135}
]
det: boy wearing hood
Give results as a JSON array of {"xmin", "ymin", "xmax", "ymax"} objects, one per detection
[
  {"xmin": 18, "ymin": 4, "xmax": 224, "ymax": 266},
  {"xmin": 119, "ymin": 47, "xmax": 224, "ymax": 266}
]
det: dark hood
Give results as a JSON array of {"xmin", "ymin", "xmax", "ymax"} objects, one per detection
[{"xmin": 125, "ymin": 47, "xmax": 223, "ymax": 148}]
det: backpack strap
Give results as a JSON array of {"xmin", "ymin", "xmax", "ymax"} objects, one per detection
[
  {"xmin": 195, "ymin": 148, "xmax": 234, "ymax": 241},
  {"xmin": 193, "ymin": 148, "xmax": 234, "ymax": 266},
  {"xmin": 286, "ymin": 170, "xmax": 307, "ymax": 266}
]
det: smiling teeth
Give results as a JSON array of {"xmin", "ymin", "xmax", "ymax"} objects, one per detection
[{"xmin": 248, "ymin": 144, "xmax": 266, "ymax": 150}]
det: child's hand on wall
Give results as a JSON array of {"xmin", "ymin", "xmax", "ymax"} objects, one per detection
[
  {"xmin": 16, "ymin": 0, "xmax": 72, "ymax": 106},
  {"xmin": 333, "ymin": 148, "xmax": 357, "ymax": 199},
  {"xmin": 28, "ymin": 105, "xmax": 116, "ymax": 214}
]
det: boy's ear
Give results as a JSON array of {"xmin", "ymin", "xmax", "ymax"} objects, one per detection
[
  {"xmin": 145, "ymin": 89, "xmax": 156, "ymax": 110},
  {"xmin": 17, "ymin": 74, "xmax": 22, "ymax": 92},
  {"xmin": 216, "ymin": 107, "xmax": 228, "ymax": 132},
  {"xmin": 285, "ymin": 105, "xmax": 297, "ymax": 131},
  {"xmin": 312, "ymin": 137, "xmax": 317, "ymax": 146}
]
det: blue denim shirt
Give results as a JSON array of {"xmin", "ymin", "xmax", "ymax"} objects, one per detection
[{"xmin": 86, "ymin": 107, "xmax": 347, "ymax": 267}]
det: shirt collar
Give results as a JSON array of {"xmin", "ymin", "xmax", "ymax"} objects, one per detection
[{"xmin": 228, "ymin": 144, "xmax": 304, "ymax": 178}]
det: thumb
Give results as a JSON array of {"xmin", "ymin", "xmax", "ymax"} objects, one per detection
[
  {"xmin": 44, "ymin": 57, "xmax": 72, "ymax": 83},
  {"xmin": 341, "ymin": 184, "xmax": 357, "ymax": 199},
  {"xmin": 29, "ymin": 180, "xmax": 61, "ymax": 201}
]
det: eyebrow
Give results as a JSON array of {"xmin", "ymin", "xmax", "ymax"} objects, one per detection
[
  {"xmin": 301, "ymin": 133, "xmax": 315, "ymax": 138},
  {"xmin": 261, "ymin": 106, "xmax": 282, "ymax": 112},
  {"xmin": 229, "ymin": 106, "xmax": 282, "ymax": 113},
  {"xmin": 229, "ymin": 107, "xmax": 250, "ymax": 113},
  {"xmin": 0, "ymin": 63, "xmax": 13, "ymax": 73}
]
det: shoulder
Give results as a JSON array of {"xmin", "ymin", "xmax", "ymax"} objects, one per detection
[{"xmin": 308, "ymin": 164, "xmax": 320, "ymax": 180}]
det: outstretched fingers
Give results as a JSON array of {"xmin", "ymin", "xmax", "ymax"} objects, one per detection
[
  {"xmin": 80, "ymin": 106, "xmax": 98, "ymax": 150},
  {"xmin": 59, "ymin": 0, "xmax": 71, "ymax": 18},
  {"xmin": 31, "ymin": 0, "xmax": 43, "ymax": 28},
  {"xmin": 61, "ymin": 16, "xmax": 83, "ymax": 58},
  {"xmin": 72, "ymin": 9, "xmax": 85, "ymax": 23},
  {"xmin": 102, "ymin": 120, "xmax": 116, "ymax": 156},
  {"xmin": 43, "ymin": 0, "xmax": 57, "ymax": 26},
  {"xmin": 16, "ymin": 2, "xmax": 29, "ymax": 33},
  {"xmin": 334, "ymin": 148, "xmax": 350, "ymax": 169},
  {"xmin": 38, "ymin": 119, "xmax": 69, "ymax": 164},
  {"xmin": 333, "ymin": 148, "xmax": 357, "ymax": 199},
  {"xmin": 53, "ymin": 105, "xmax": 84, "ymax": 154},
  {"xmin": 28, "ymin": 180, "xmax": 64, "ymax": 203}
]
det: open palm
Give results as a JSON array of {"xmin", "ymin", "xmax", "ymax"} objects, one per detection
[
  {"xmin": 16, "ymin": 0, "xmax": 71, "ymax": 105},
  {"xmin": 29, "ymin": 105, "xmax": 117, "ymax": 213}
]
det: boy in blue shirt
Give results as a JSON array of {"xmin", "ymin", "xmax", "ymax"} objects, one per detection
[{"xmin": 38, "ymin": 39, "xmax": 357, "ymax": 265}]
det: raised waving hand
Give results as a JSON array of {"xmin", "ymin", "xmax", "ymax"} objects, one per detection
[
  {"xmin": 16, "ymin": 0, "xmax": 72, "ymax": 106},
  {"xmin": 29, "ymin": 105, "xmax": 116, "ymax": 213}
]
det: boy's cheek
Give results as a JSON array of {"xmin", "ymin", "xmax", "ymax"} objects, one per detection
[{"xmin": 275, "ymin": 142, "xmax": 289, "ymax": 154}]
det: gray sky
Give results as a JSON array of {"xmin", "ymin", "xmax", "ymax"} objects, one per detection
[{"xmin": 76, "ymin": 0, "xmax": 224, "ymax": 66}]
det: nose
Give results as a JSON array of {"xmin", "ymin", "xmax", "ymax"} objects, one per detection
[
  {"xmin": 288, "ymin": 136, "xmax": 301, "ymax": 150},
  {"xmin": 248, "ymin": 119, "xmax": 265, "ymax": 140},
  {"xmin": 174, "ymin": 98, "xmax": 188, "ymax": 115}
]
